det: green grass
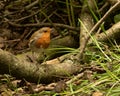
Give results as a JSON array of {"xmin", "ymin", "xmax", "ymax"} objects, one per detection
[{"xmin": 50, "ymin": 44, "xmax": 120, "ymax": 96}]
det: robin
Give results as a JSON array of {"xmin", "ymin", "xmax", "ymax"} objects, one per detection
[{"xmin": 29, "ymin": 27, "xmax": 54, "ymax": 61}]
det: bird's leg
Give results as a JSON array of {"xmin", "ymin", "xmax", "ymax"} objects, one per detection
[
  {"xmin": 31, "ymin": 51, "xmax": 39, "ymax": 64},
  {"xmin": 42, "ymin": 51, "xmax": 48, "ymax": 63},
  {"xmin": 36, "ymin": 48, "xmax": 47, "ymax": 64},
  {"xmin": 41, "ymin": 48, "xmax": 48, "ymax": 64}
]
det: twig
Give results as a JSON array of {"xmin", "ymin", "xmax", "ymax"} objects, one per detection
[
  {"xmin": 0, "ymin": 39, "xmax": 20, "ymax": 43},
  {"xmin": 66, "ymin": 73, "xmax": 84, "ymax": 84},
  {"xmin": 98, "ymin": 2, "xmax": 109, "ymax": 13},
  {"xmin": 42, "ymin": 9, "xmax": 57, "ymax": 23},
  {"xmin": 54, "ymin": 12, "xmax": 66, "ymax": 24},
  {"xmin": 7, "ymin": 21, "xmax": 79, "ymax": 32},
  {"xmin": 14, "ymin": 2, "xmax": 52, "ymax": 22},
  {"xmin": 24, "ymin": 0, "xmax": 39, "ymax": 10}
]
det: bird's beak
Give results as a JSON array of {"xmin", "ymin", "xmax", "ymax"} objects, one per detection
[
  {"xmin": 50, "ymin": 28, "xmax": 55, "ymax": 33},
  {"xmin": 50, "ymin": 28, "xmax": 58, "ymax": 38}
]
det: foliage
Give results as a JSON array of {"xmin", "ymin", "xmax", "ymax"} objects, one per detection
[{"xmin": 0, "ymin": 0, "xmax": 120, "ymax": 96}]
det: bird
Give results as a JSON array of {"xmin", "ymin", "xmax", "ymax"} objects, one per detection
[{"xmin": 28, "ymin": 27, "xmax": 53, "ymax": 62}]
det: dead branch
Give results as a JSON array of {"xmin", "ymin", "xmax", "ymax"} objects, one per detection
[
  {"xmin": 24, "ymin": 0, "xmax": 39, "ymax": 10},
  {"xmin": 7, "ymin": 21, "xmax": 79, "ymax": 32},
  {"xmin": 92, "ymin": 21, "xmax": 120, "ymax": 43},
  {"xmin": 107, "ymin": 0, "xmax": 120, "ymax": 5},
  {"xmin": 76, "ymin": 0, "xmax": 95, "ymax": 60},
  {"xmin": 76, "ymin": 1, "xmax": 120, "ymax": 61},
  {"xmin": 0, "ymin": 49, "xmax": 82, "ymax": 83}
]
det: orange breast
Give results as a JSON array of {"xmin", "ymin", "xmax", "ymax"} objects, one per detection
[{"xmin": 35, "ymin": 32, "xmax": 50, "ymax": 49}]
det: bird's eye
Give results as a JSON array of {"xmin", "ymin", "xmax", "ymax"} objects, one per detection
[{"xmin": 44, "ymin": 30, "xmax": 47, "ymax": 32}]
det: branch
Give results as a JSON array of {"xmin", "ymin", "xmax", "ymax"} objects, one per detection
[
  {"xmin": 90, "ymin": 21, "xmax": 120, "ymax": 43},
  {"xmin": 24, "ymin": 0, "xmax": 39, "ymax": 10},
  {"xmin": 76, "ymin": 1, "xmax": 120, "ymax": 61},
  {"xmin": 78, "ymin": 0, "xmax": 95, "ymax": 60},
  {"xmin": 7, "ymin": 21, "xmax": 79, "ymax": 32},
  {"xmin": 0, "ymin": 49, "xmax": 82, "ymax": 83}
]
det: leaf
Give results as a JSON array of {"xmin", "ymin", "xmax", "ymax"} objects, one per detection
[{"xmin": 114, "ymin": 14, "xmax": 120, "ymax": 23}]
